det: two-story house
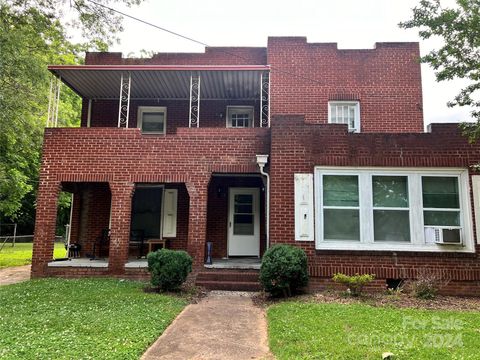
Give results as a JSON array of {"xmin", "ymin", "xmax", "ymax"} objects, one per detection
[{"xmin": 32, "ymin": 37, "xmax": 480, "ymax": 295}]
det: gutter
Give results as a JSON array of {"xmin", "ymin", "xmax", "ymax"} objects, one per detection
[{"xmin": 256, "ymin": 155, "xmax": 270, "ymax": 250}]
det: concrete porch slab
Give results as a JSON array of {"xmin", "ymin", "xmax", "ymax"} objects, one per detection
[
  {"xmin": 204, "ymin": 258, "xmax": 261, "ymax": 270},
  {"xmin": 125, "ymin": 259, "xmax": 148, "ymax": 268},
  {"xmin": 47, "ymin": 258, "xmax": 108, "ymax": 268}
]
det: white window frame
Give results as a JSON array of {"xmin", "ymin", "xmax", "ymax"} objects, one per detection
[
  {"xmin": 328, "ymin": 101, "xmax": 360, "ymax": 133},
  {"xmin": 314, "ymin": 167, "xmax": 474, "ymax": 253},
  {"xmin": 137, "ymin": 106, "xmax": 167, "ymax": 134},
  {"xmin": 226, "ymin": 106, "xmax": 254, "ymax": 128}
]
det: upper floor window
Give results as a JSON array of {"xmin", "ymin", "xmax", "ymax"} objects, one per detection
[
  {"xmin": 227, "ymin": 106, "xmax": 254, "ymax": 128},
  {"xmin": 328, "ymin": 101, "xmax": 360, "ymax": 132},
  {"xmin": 138, "ymin": 106, "xmax": 167, "ymax": 134}
]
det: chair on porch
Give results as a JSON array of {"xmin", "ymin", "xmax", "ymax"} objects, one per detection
[
  {"xmin": 129, "ymin": 229, "xmax": 145, "ymax": 258},
  {"xmin": 90, "ymin": 228, "xmax": 110, "ymax": 260}
]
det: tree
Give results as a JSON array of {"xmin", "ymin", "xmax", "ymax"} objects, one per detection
[
  {"xmin": 9, "ymin": 0, "xmax": 143, "ymax": 49},
  {"xmin": 399, "ymin": 0, "xmax": 480, "ymax": 141},
  {"xmin": 0, "ymin": 0, "xmax": 143, "ymax": 229}
]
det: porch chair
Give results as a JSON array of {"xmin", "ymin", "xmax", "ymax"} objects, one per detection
[
  {"xmin": 90, "ymin": 228, "xmax": 110, "ymax": 260},
  {"xmin": 129, "ymin": 229, "xmax": 145, "ymax": 258}
]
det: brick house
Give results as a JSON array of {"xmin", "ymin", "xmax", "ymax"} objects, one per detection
[{"xmin": 32, "ymin": 37, "xmax": 480, "ymax": 295}]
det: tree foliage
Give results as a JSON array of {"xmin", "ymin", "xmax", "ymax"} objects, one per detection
[
  {"xmin": 9, "ymin": 0, "xmax": 143, "ymax": 49},
  {"xmin": 0, "ymin": 4, "xmax": 80, "ymax": 220},
  {"xmin": 399, "ymin": 0, "xmax": 480, "ymax": 141},
  {"xmin": 0, "ymin": 0, "xmax": 143, "ymax": 227}
]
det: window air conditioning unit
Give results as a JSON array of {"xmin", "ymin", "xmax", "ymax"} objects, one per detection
[{"xmin": 424, "ymin": 227, "xmax": 462, "ymax": 245}]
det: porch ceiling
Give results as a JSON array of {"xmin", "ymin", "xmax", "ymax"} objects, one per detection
[{"xmin": 48, "ymin": 65, "xmax": 270, "ymax": 100}]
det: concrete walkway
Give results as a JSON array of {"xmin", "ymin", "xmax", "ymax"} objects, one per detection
[
  {"xmin": 142, "ymin": 291, "xmax": 272, "ymax": 360},
  {"xmin": 0, "ymin": 265, "xmax": 31, "ymax": 286}
]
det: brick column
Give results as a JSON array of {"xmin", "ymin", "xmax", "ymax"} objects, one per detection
[
  {"xmin": 108, "ymin": 182, "xmax": 134, "ymax": 274},
  {"xmin": 32, "ymin": 181, "xmax": 61, "ymax": 278},
  {"xmin": 186, "ymin": 180, "xmax": 209, "ymax": 267}
]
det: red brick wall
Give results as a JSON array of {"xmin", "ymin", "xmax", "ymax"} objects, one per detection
[
  {"xmin": 81, "ymin": 38, "xmax": 423, "ymax": 134},
  {"xmin": 269, "ymin": 115, "xmax": 480, "ymax": 295},
  {"xmin": 267, "ymin": 37, "xmax": 424, "ymax": 132},
  {"xmin": 32, "ymin": 127, "xmax": 270, "ymax": 277},
  {"xmin": 81, "ymin": 99, "xmax": 261, "ymax": 130},
  {"xmin": 206, "ymin": 176, "xmax": 266, "ymax": 259},
  {"xmin": 78, "ymin": 183, "xmax": 111, "ymax": 257},
  {"xmin": 85, "ymin": 47, "xmax": 267, "ymax": 66}
]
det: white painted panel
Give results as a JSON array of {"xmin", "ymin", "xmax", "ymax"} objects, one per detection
[
  {"xmin": 472, "ymin": 175, "xmax": 480, "ymax": 244},
  {"xmin": 162, "ymin": 189, "xmax": 178, "ymax": 238},
  {"xmin": 294, "ymin": 174, "xmax": 314, "ymax": 241}
]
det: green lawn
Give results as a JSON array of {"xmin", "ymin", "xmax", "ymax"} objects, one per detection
[
  {"xmin": 0, "ymin": 242, "xmax": 65, "ymax": 268},
  {"xmin": 0, "ymin": 278, "xmax": 187, "ymax": 359},
  {"xmin": 268, "ymin": 302, "xmax": 480, "ymax": 360}
]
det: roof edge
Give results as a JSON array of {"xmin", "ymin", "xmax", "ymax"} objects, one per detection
[{"xmin": 48, "ymin": 64, "xmax": 270, "ymax": 72}]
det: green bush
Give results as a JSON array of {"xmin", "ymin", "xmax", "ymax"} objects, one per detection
[
  {"xmin": 147, "ymin": 249, "xmax": 192, "ymax": 291},
  {"xmin": 259, "ymin": 245, "xmax": 308, "ymax": 297},
  {"xmin": 332, "ymin": 273, "xmax": 375, "ymax": 296}
]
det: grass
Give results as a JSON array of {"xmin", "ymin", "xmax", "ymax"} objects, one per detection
[
  {"xmin": 0, "ymin": 242, "xmax": 65, "ymax": 268},
  {"xmin": 268, "ymin": 301, "xmax": 480, "ymax": 359},
  {"xmin": 0, "ymin": 278, "xmax": 187, "ymax": 359}
]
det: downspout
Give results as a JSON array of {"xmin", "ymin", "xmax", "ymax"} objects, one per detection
[
  {"xmin": 256, "ymin": 155, "xmax": 270, "ymax": 250},
  {"xmin": 86, "ymin": 99, "xmax": 92, "ymax": 127}
]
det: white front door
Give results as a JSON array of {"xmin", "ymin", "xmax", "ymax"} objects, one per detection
[{"xmin": 228, "ymin": 188, "xmax": 260, "ymax": 257}]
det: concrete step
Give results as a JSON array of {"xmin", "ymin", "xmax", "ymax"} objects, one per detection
[
  {"xmin": 196, "ymin": 280, "xmax": 262, "ymax": 291},
  {"xmin": 196, "ymin": 271, "xmax": 259, "ymax": 283},
  {"xmin": 195, "ymin": 269, "xmax": 261, "ymax": 291}
]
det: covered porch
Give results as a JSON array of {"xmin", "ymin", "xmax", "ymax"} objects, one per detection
[
  {"xmin": 38, "ymin": 171, "xmax": 268, "ymax": 276},
  {"xmin": 47, "ymin": 64, "xmax": 270, "ymax": 130}
]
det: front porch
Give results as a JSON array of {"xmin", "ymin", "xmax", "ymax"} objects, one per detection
[
  {"xmin": 47, "ymin": 257, "xmax": 261, "ymax": 270},
  {"xmin": 34, "ymin": 172, "xmax": 267, "ymax": 279}
]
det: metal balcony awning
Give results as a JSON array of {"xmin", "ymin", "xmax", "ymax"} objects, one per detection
[
  {"xmin": 47, "ymin": 64, "xmax": 271, "ymax": 128},
  {"xmin": 48, "ymin": 65, "xmax": 270, "ymax": 100}
]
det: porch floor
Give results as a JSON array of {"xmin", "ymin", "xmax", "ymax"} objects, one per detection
[
  {"xmin": 48, "ymin": 258, "xmax": 108, "ymax": 268},
  {"xmin": 46, "ymin": 257, "xmax": 261, "ymax": 270},
  {"xmin": 47, "ymin": 258, "xmax": 148, "ymax": 268},
  {"xmin": 204, "ymin": 258, "xmax": 261, "ymax": 270}
]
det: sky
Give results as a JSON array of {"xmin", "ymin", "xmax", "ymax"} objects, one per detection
[{"xmin": 98, "ymin": 0, "xmax": 475, "ymax": 127}]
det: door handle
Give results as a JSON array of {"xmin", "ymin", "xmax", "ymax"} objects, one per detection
[{"xmin": 229, "ymin": 221, "xmax": 232, "ymax": 228}]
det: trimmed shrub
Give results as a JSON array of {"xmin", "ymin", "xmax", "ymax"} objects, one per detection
[
  {"xmin": 259, "ymin": 245, "xmax": 308, "ymax": 297},
  {"xmin": 147, "ymin": 249, "xmax": 192, "ymax": 291},
  {"xmin": 332, "ymin": 273, "xmax": 375, "ymax": 296}
]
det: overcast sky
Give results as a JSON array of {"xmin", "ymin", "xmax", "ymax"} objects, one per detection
[{"xmin": 101, "ymin": 0, "xmax": 474, "ymax": 127}]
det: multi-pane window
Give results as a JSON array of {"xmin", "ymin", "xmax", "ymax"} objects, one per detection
[
  {"xmin": 314, "ymin": 168, "xmax": 472, "ymax": 252},
  {"xmin": 328, "ymin": 101, "xmax": 360, "ymax": 132},
  {"xmin": 227, "ymin": 106, "xmax": 254, "ymax": 128},
  {"xmin": 373, "ymin": 176, "xmax": 410, "ymax": 242},
  {"xmin": 322, "ymin": 175, "xmax": 360, "ymax": 241},
  {"xmin": 138, "ymin": 106, "xmax": 166, "ymax": 134},
  {"xmin": 233, "ymin": 194, "xmax": 254, "ymax": 235},
  {"xmin": 422, "ymin": 177, "xmax": 460, "ymax": 227}
]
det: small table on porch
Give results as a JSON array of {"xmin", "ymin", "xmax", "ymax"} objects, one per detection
[{"xmin": 147, "ymin": 238, "xmax": 167, "ymax": 253}]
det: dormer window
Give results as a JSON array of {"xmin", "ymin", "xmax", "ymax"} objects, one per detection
[
  {"xmin": 138, "ymin": 106, "xmax": 167, "ymax": 134},
  {"xmin": 227, "ymin": 106, "xmax": 254, "ymax": 128},
  {"xmin": 328, "ymin": 101, "xmax": 360, "ymax": 132}
]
